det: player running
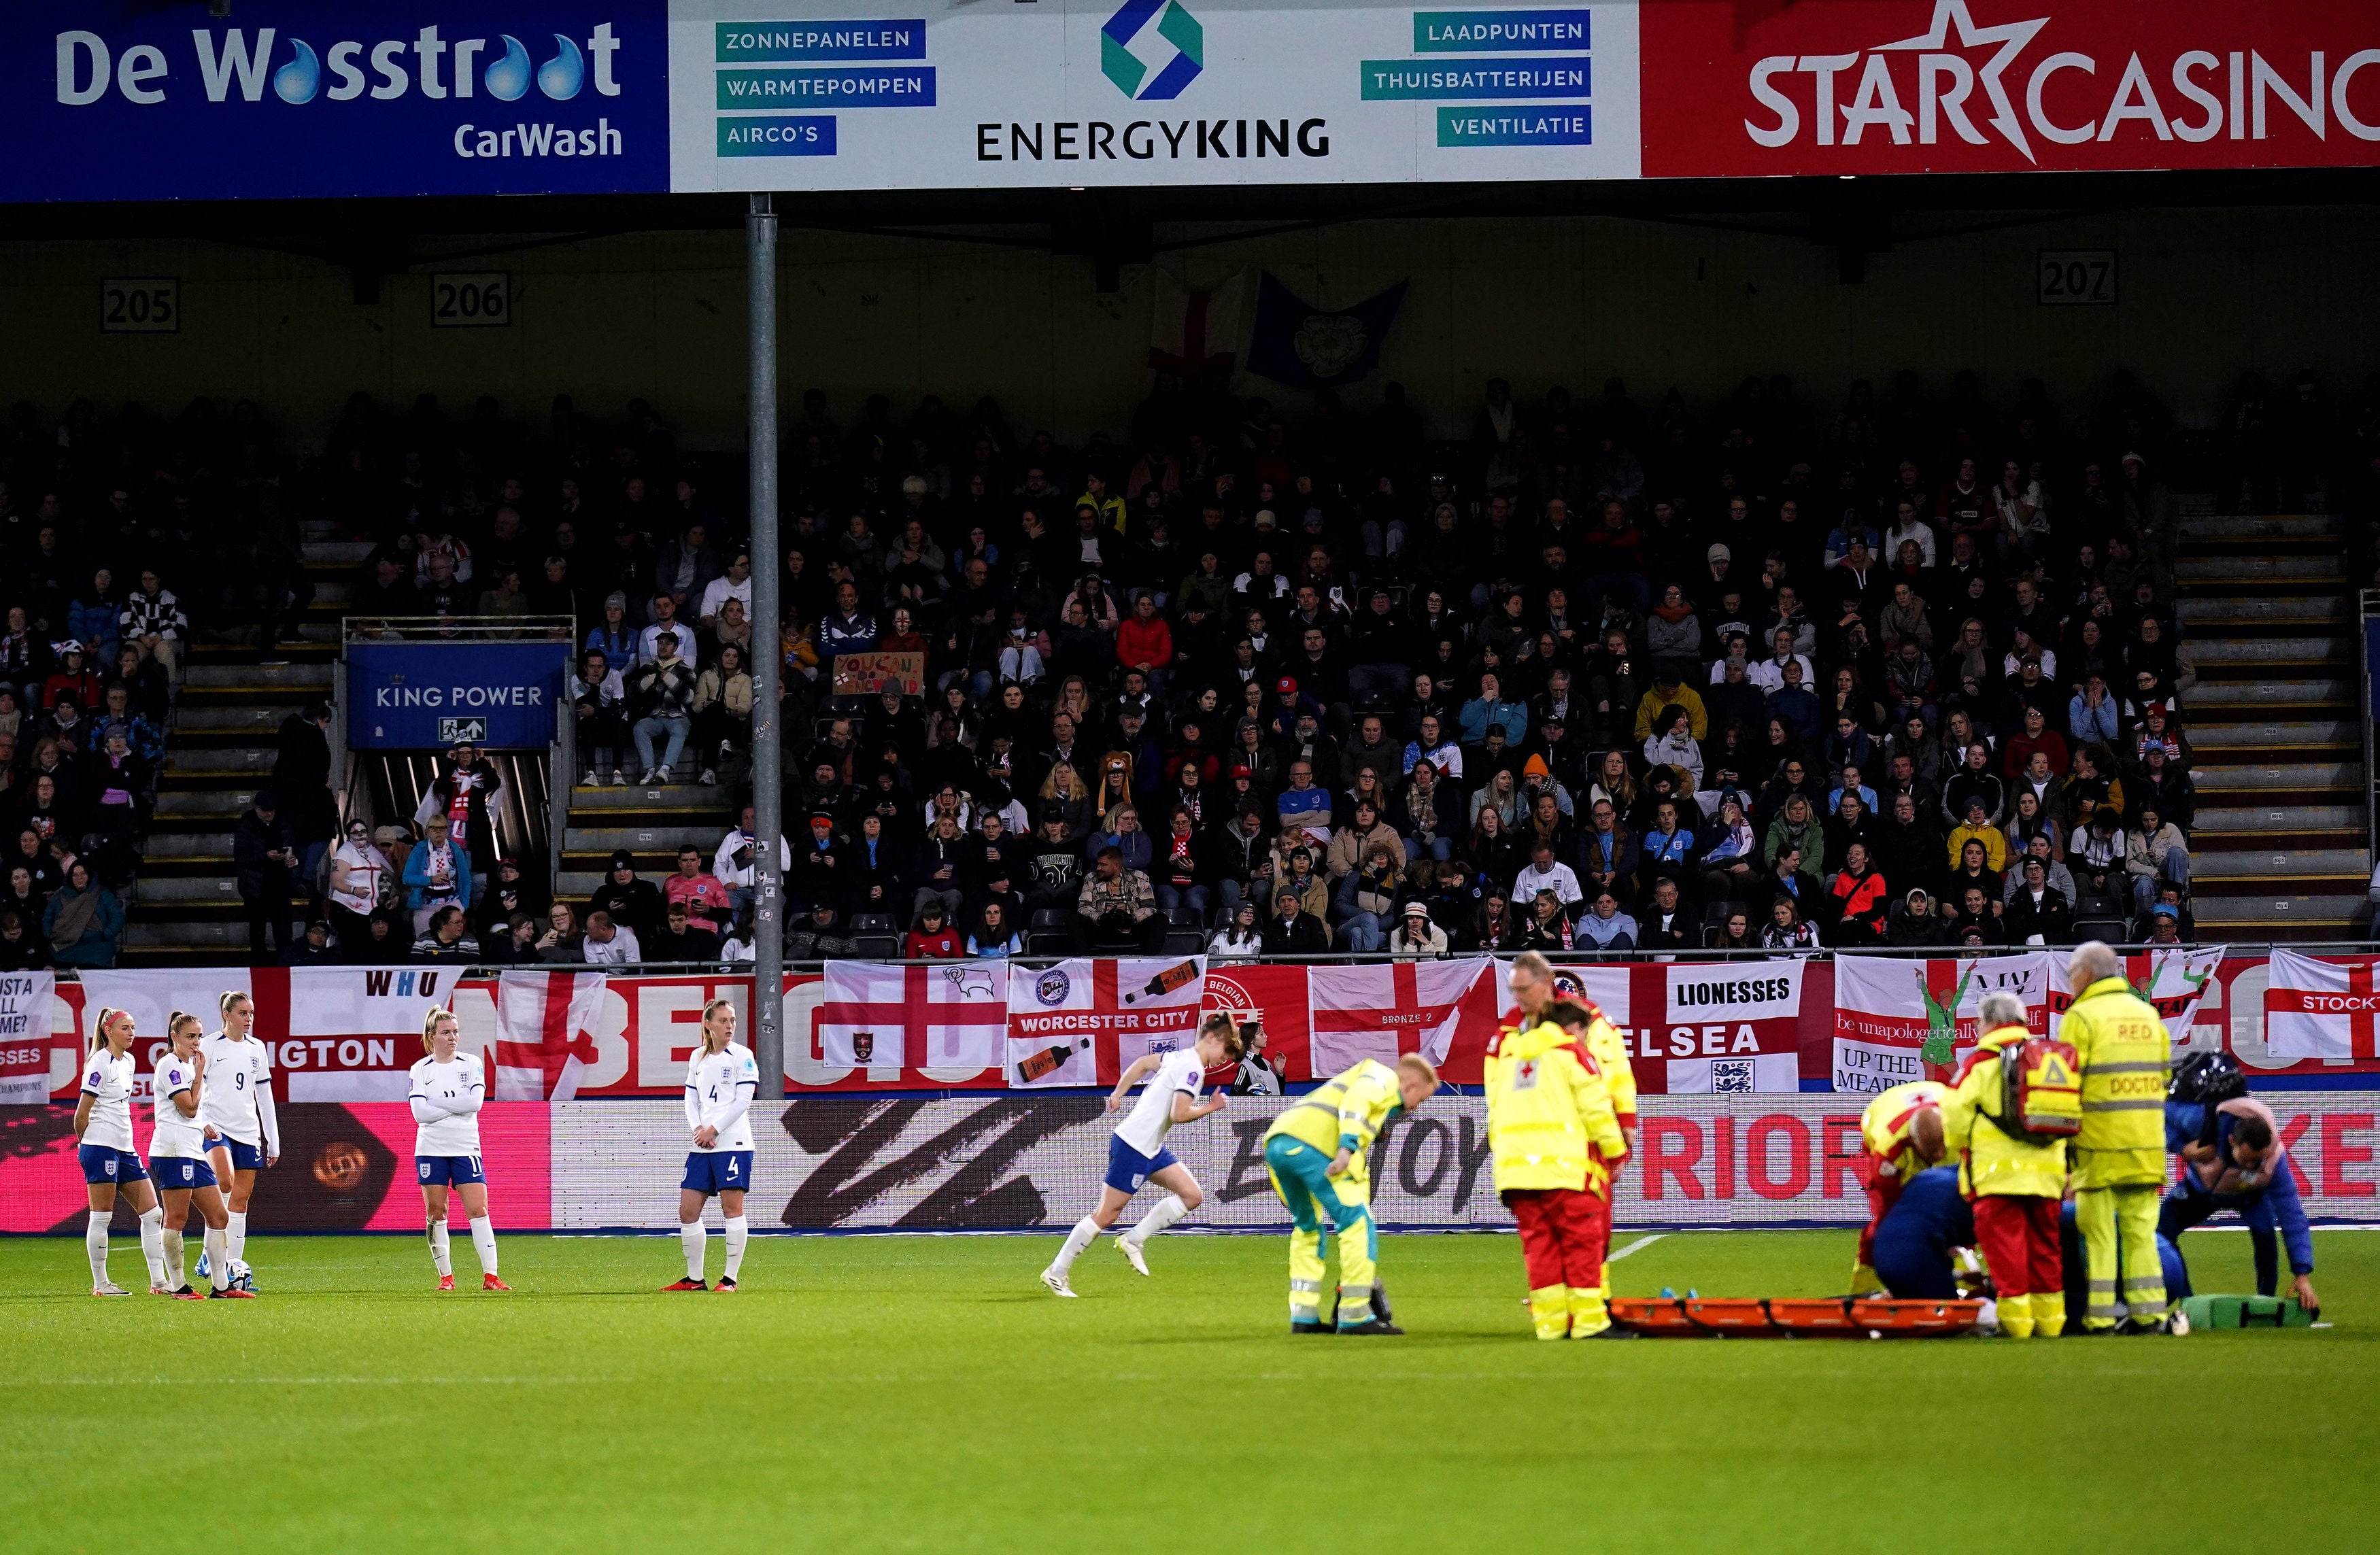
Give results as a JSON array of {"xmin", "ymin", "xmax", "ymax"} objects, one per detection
[
  {"xmin": 1040, "ymin": 1014, "xmax": 1243, "ymax": 1297},
  {"xmin": 667, "ymin": 999, "xmax": 758, "ymax": 1292},
  {"xmin": 149, "ymin": 1012, "xmax": 237, "ymax": 1299},
  {"xmin": 410, "ymin": 1009, "xmax": 508, "ymax": 1292},
  {"xmin": 199, "ymin": 991, "xmax": 278, "ymax": 1287},
  {"xmin": 71, "ymin": 1008, "xmax": 167, "ymax": 1297}
]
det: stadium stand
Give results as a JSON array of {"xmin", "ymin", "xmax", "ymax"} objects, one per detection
[{"xmin": 0, "ymin": 367, "xmax": 2368, "ymax": 968}]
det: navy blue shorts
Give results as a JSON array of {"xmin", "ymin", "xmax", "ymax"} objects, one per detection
[
  {"xmin": 682, "ymin": 1150, "xmax": 754, "ymax": 1196},
  {"xmin": 207, "ymin": 1135, "xmax": 266, "ymax": 1172},
  {"xmin": 1103, "ymin": 1135, "xmax": 1179, "ymax": 1195},
  {"xmin": 78, "ymin": 1145, "xmax": 149, "ymax": 1186},
  {"xmin": 415, "ymin": 1155, "xmax": 486, "ymax": 1188},
  {"xmin": 150, "ymin": 1155, "xmax": 218, "ymax": 1189}
]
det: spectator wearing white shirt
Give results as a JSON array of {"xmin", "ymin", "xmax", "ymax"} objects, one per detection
[
  {"xmin": 583, "ymin": 909, "xmax": 642, "ymax": 965},
  {"xmin": 1746, "ymin": 628, "xmax": 1816, "ymax": 696},
  {"xmin": 697, "ymin": 550, "xmax": 753, "ymax": 629},
  {"xmin": 1512, "ymin": 838, "xmax": 1583, "ymax": 910},
  {"xmin": 638, "ymin": 598, "xmax": 696, "ymax": 666},
  {"xmin": 713, "ymin": 805, "xmax": 793, "ymax": 917}
]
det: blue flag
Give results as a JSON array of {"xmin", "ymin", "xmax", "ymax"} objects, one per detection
[{"xmin": 1242, "ymin": 271, "xmax": 1408, "ymax": 390}]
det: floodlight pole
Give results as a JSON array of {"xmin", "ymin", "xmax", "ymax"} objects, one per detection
[{"xmin": 748, "ymin": 192, "xmax": 785, "ymax": 1099}]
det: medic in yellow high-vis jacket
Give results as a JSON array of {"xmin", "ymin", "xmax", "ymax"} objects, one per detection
[
  {"xmin": 1262, "ymin": 1055, "xmax": 1440, "ymax": 1334},
  {"xmin": 1939, "ymin": 993, "xmax": 2070, "ymax": 1338},
  {"xmin": 2062, "ymin": 943, "xmax": 2172, "ymax": 1330},
  {"xmin": 1486, "ymin": 1003, "xmax": 1631, "ymax": 1339}
]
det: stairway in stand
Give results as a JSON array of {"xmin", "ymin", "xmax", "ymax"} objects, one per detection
[
  {"xmin": 2177, "ymin": 513, "xmax": 2368, "ymax": 944},
  {"xmin": 124, "ymin": 521, "xmax": 364, "ymax": 965},
  {"xmin": 560, "ymin": 780, "xmax": 737, "ymax": 928}
]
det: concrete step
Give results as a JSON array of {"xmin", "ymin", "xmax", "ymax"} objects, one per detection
[
  {"xmin": 2176, "ymin": 554, "xmax": 2344, "ymax": 581},
  {"xmin": 2181, "ymin": 514, "xmax": 2335, "ymax": 539},
  {"xmin": 564, "ymin": 825, "xmax": 722, "ymax": 855},
  {"xmin": 2176, "ymin": 594, "xmax": 2349, "ymax": 623},
  {"xmin": 2194, "ymin": 804, "xmax": 2365, "ymax": 834},
  {"xmin": 163, "ymin": 747, "xmax": 277, "ymax": 776},
  {"xmin": 568, "ymin": 782, "xmax": 736, "ymax": 812},
  {"xmin": 2186, "ymin": 635, "xmax": 2353, "ymax": 664},
  {"xmin": 152, "ymin": 790, "xmax": 260, "ymax": 818},
  {"xmin": 2192, "ymin": 847, "xmax": 2369, "ymax": 878},
  {"xmin": 2188, "ymin": 895, "xmax": 2367, "ymax": 929},
  {"xmin": 124, "ymin": 921, "xmax": 267, "ymax": 949},
  {"xmin": 304, "ymin": 541, "xmax": 375, "ymax": 564},
  {"xmin": 556, "ymin": 872, "xmax": 610, "ymax": 898},
  {"xmin": 132, "ymin": 874, "xmax": 245, "ymax": 903},
  {"xmin": 2186, "ymin": 719, "xmax": 2358, "ymax": 749},
  {"xmin": 2193, "ymin": 759, "xmax": 2360, "ymax": 793},
  {"xmin": 182, "ymin": 662, "xmax": 333, "ymax": 689},
  {"xmin": 171, "ymin": 705, "xmax": 297, "ymax": 732},
  {"xmin": 2189, "ymin": 679, "xmax": 2352, "ymax": 707},
  {"xmin": 141, "ymin": 834, "xmax": 233, "ymax": 861}
]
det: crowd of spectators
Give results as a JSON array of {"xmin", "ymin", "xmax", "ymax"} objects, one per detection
[{"xmin": 5, "ymin": 363, "xmax": 2374, "ymax": 966}]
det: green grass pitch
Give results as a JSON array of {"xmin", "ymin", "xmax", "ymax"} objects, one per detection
[{"xmin": 3, "ymin": 1229, "xmax": 2374, "ymax": 1554}]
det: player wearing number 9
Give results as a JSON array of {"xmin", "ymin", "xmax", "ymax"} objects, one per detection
[{"xmin": 409, "ymin": 1009, "xmax": 508, "ymax": 1293}]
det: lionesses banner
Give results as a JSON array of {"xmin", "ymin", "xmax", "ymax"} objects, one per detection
[{"xmin": 1639, "ymin": 0, "xmax": 2380, "ymax": 177}]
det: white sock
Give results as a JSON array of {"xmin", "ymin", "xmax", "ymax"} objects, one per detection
[
  {"xmin": 681, "ymin": 1222, "xmax": 708, "ymax": 1281},
  {"xmin": 138, "ymin": 1207, "xmax": 167, "ymax": 1288},
  {"xmin": 724, "ymin": 1216, "xmax": 749, "ymax": 1280},
  {"xmin": 427, "ymin": 1218, "xmax": 452, "ymax": 1277},
  {"xmin": 1050, "ymin": 1215, "xmax": 1102, "ymax": 1276},
  {"xmin": 205, "ymin": 1228, "xmax": 230, "ymax": 1292},
  {"xmin": 163, "ymin": 1228, "xmax": 186, "ymax": 1289},
  {"xmin": 468, "ymin": 1216, "xmax": 498, "ymax": 1278},
  {"xmin": 86, "ymin": 1210, "xmax": 110, "ymax": 1286},
  {"xmin": 1123, "ymin": 1194, "xmax": 1189, "ymax": 1248},
  {"xmin": 227, "ymin": 1210, "xmax": 248, "ymax": 1264}
]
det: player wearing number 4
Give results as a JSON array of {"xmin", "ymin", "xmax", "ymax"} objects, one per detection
[
  {"xmin": 71, "ymin": 1008, "xmax": 169, "ymax": 1297},
  {"xmin": 410, "ymin": 1009, "xmax": 507, "ymax": 1292},
  {"xmin": 1040, "ymin": 1014, "xmax": 1244, "ymax": 1298},
  {"xmin": 668, "ymin": 999, "xmax": 759, "ymax": 1292}
]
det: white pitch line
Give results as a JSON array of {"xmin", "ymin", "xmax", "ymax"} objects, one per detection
[{"xmin": 1605, "ymin": 1234, "xmax": 1665, "ymax": 1263}]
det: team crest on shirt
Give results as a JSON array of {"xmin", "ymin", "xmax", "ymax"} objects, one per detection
[{"xmin": 1035, "ymin": 969, "xmax": 1072, "ymax": 1007}]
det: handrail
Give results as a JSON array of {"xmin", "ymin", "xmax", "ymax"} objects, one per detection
[
  {"xmin": 341, "ymin": 616, "xmax": 577, "ymax": 645},
  {"xmin": 2362, "ymin": 589, "xmax": 2379, "ymax": 868}
]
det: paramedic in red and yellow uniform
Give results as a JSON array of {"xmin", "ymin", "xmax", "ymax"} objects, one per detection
[
  {"xmin": 1851, "ymin": 1078, "xmax": 1947, "ymax": 1292},
  {"xmin": 1939, "ymin": 993, "xmax": 2071, "ymax": 1337}
]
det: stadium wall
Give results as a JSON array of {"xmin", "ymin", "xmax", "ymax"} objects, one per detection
[{"xmin": 3, "ymin": 204, "xmax": 2374, "ymax": 449}]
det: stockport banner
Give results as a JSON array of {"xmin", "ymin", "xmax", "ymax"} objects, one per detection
[{"xmin": 1640, "ymin": 0, "xmax": 2380, "ymax": 177}]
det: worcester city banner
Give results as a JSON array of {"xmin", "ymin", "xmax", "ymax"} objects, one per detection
[{"xmin": 668, "ymin": 0, "xmax": 1644, "ymax": 190}]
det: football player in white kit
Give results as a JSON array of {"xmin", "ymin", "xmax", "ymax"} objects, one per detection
[
  {"xmin": 666, "ymin": 999, "xmax": 758, "ymax": 1292},
  {"xmin": 70, "ymin": 1008, "xmax": 168, "ymax": 1297},
  {"xmin": 410, "ymin": 1008, "xmax": 509, "ymax": 1292},
  {"xmin": 1040, "ymin": 1014, "xmax": 1242, "ymax": 1297},
  {"xmin": 199, "ymin": 991, "xmax": 279, "ymax": 1285},
  {"xmin": 149, "ymin": 1012, "xmax": 239, "ymax": 1299}
]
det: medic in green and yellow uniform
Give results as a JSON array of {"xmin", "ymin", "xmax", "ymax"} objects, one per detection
[{"xmin": 1262, "ymin": 1055, "xmax": 1440, "ymax": 1334}]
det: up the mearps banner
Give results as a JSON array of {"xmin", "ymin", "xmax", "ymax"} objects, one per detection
[
  {"xmin": 1639, "ymin": 0, "xmax": 2380, "ymax": 177},
  {"xmin": 1832, "ymin": 953, "xmax": 2052, "ymax": 1095},
  {"xmin": 666, "ymin": 0, "xmax": 1644, "ymax": 191},
  {"xmin": 0, "ymin": 972, "xmax": 56, "ymax": 1106},
  {"xmin": 0, "ymin": 1, "xmax": 670, "ymax": 202},
  {"xmin": 347, "ymin": 640, "xmax": 571, "ymax": 750},
  {"xmin": 2264, "ymin": 949, "xmax": 2380, "ymax": 1060},
  {"xmin": 1006, "ymin": 955, "xmax": 1207, "ymax": 1088}
]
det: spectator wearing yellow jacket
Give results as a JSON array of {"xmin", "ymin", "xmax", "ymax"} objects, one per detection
[
  {"xmin": 2064, "ymin": 941, "xmax": 2173, "ymax": 1331},
  {"xmin": 1851, "ymin": 1079, "xmax": 1947, "ymax": 1291},
  {"xmin": 1261, "ymin": 1055, "xmax": 1438, "ymax": 1334},
  {"xmin": 1487, "ymin": 1002, "xmax": 1631, "ymax": 1339},
  {"xmin": 1939, "ymin": 993, "xmax": 2069, "ymax": 1337}
]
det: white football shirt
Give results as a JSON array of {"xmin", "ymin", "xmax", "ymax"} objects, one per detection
[
  {"xmin": 79, "ymin": 1050, "xmax": 137, "ymax": 1152},
  {"xmin": 408, "ymin": 1052, "xmax": 486, "ymax": 1157},
  {"xmin": 683, "ymin": 1042, "xmax": 759, "ymax": 1153},
  {"xmin": 1114, "ymin": 1047, "xmax": 1206, "ymax": 1157},
  {"xmin": 197, "ymin": 1033, "xmax": 273, "ymax": 1144},
  {"xmin": 149, "ymin": 1052, "xmax": 208, "ymax": 1159}
]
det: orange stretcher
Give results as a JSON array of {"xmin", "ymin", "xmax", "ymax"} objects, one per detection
[{"xmin": 1609, "ymin": 1295, "xmax": 1986, "ymax": 1337}]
